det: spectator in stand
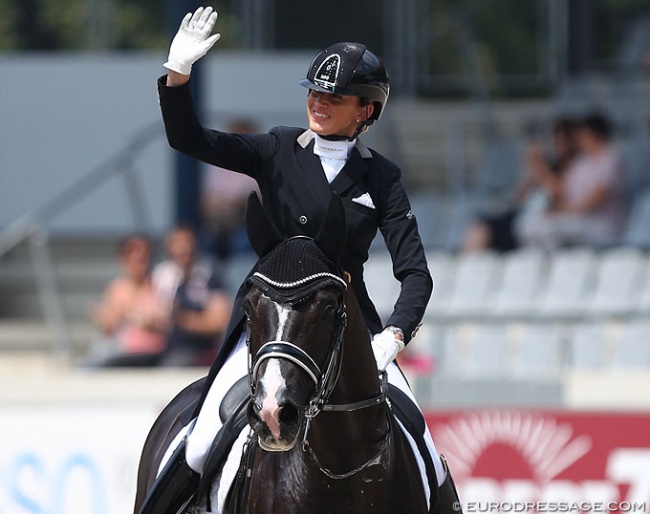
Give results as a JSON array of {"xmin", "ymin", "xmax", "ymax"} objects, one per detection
[
  {"xmin": 153, "ymin": 225, "xmax": 231, "ymax": 366},
  {"xmin": 200, "ymin": 118, "xmax": 259, "ymax": 260},
  {"xmin": 85, "ymin": 234, "xmax": 168, "ymax": 367},
  {"xmin": 516, "ymin": 112, "xmax": 627, "ymax": 250},
  {"xmin": 462, "ymin": 116, "xmax": 579, "ymax": 252}
]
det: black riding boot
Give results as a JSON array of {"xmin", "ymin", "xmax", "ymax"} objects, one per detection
[
  {"xmin": 433, "ymin": 455, "xmax": 463, "ymax": 514},
  {"xmin": 138, "ymin": 438, "xmax": 200, "ymax": 514}
]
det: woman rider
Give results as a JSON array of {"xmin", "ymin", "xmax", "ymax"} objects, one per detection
[{"xmin": 141, "ymin": 6, "xmax": 461, "ymax": 513}]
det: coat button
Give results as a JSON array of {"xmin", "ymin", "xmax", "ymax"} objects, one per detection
[{"xmin": 299, "ymin": 215, "xmax": 308, "ymax": 225}]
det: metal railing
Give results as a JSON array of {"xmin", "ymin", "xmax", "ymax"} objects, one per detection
[{"xmin": 0, "ymin": 123, "xmax": 163, "ymax": 358}]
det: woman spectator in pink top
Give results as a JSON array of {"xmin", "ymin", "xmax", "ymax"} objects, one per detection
[
  {"xmin": 516, "ymin": 112, "xmax": 628, "ymax": 250},
  {"xmin": 84, "ymin": 235, "xmax": 169, "ymax": 367}
]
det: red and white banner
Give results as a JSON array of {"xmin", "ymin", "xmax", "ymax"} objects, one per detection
[{"xmin": 426, "ymin": 410, "xmax": 650, "ymax": 512}]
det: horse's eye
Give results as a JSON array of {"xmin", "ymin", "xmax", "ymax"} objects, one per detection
[{"xmin": 323, "ymin": 302, "xmax": 337, "ymax": 315}]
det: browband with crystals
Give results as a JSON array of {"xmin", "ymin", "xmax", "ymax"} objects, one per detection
[{"xmin": 252, "ymin": 271, "xmax": 348, "ymax": 290}]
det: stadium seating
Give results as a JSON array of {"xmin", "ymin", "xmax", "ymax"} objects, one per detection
[
  {"xmin": 567, "ymin": 322, "xmax": 610, "ymax": 369},
  {"xmin": 491, "ymin": 248, "xmax": 546, "ymax": 319},
  {"xmin": 586, "ymin": 247, "xmax": 646, "ymax": 317},
  {"xmin": 439, "ymin": 251, "xmax": 501, "ymax": 319},
  {"xmin": 404, "ymin": 246, "xmax": 650, "ymax": 377},
  {"xmin": 613, "ymin": 320, "xmax": 650, "ymax": 368},
  {"xmin": 510, "ymin": 323, "xmax": 565, "ymax": 378},
  {"xmin": 536, "ymin": 247, "xmax": 597, "ymax": 320}
]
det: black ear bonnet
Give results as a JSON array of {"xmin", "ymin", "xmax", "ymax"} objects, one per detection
[{"xmin": 248, "ymin": 236, "xmax": 347, "ymax": 305}]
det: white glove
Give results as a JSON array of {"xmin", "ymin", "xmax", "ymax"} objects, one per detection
[
  {"xmin": 164, "ymin": 6, "xmax": 221, "ymax": 75},
  {"xmin": 371, "ymin": 328, "xmax": 405, "ymax": 372}
]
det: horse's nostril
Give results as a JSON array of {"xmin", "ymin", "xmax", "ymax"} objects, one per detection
[{"xmin": 278, "ymin": 404, "xmax": 300, "ymax": 428}]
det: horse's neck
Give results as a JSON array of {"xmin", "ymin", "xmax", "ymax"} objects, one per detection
[
  {"xmin": 306, "ymin": 290, "xmax": 389, "ymax": 471},
  {"xmin": 331, "ymin": 289, "xmax": 384, "ymax": 405}
]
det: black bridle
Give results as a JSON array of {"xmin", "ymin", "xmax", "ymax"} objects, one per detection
[
  {"xmin": 246, "ymin": 276, "xmax": 389, "ymax": 477},
  {"xmin": 247, "ymin": 299, "xmax": 349, "ymax": 421}
]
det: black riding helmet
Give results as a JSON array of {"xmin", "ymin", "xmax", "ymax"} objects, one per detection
[{"xmin": 299, "ymin": 42, "xmax": 390, "ymax": 125}]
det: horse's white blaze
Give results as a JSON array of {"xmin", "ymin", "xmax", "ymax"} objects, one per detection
[
  {"xmin": 259, "ymin": 358, "xmax": 286, "ymax": 440},
  {"xmin": 257, "ymin": 302, "xmax": 292, "ymax": 441},
  {"xmin": 275, "ymin": 302, "xmax": 291, "ymax": 340}
]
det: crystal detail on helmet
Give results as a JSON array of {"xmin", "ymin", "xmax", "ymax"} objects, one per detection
[{"xmin": 313, "ymin": 54, "xmax": 341, "ymax": 91}]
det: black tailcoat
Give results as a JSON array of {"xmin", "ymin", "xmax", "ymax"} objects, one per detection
[{"xmin": 157, "ymin": 77, "xmax": 433, "ymax": 410}]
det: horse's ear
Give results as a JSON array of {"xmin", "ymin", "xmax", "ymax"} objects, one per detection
[
  {"xmin": 314, "ymin": 194, "xmax": 346, "ymax": 262},
  {"xmin": 246, "ymin": 192, "xmax": 283, "ymax": 257}
]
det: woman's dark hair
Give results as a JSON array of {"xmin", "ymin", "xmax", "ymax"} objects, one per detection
[
  {"xmin": 552, "ymin": 116, "xmax": 578, "ymax": 138},
  {"xmin": 581, "ymin": 112, "xmax": 613, "ymax": 141},
  {"xmin": 117, "ymin": 234, "xmax": 152, "ymax": 257}
]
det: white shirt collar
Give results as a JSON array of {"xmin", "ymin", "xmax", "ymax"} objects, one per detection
[
  {"xmin": 297, "ymin": 129, "xmax": 373, "ymax": 159},
  {"xmin": 313, "ymin": 134, "xmax": 356, "ymax": 161}
]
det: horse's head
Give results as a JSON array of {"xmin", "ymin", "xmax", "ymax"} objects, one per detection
[{"xmin": 243, "ymin": 194, "xmax": 348, "ymax": 452}]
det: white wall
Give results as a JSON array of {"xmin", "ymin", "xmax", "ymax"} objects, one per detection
[
  {"xmin": 1, "ymin": 404, "xmax": 157, "ymax": 514},
  {"xmin": 0, "ymin": 363, "xmax": 205, "ymax": 514},
  {"xmin": 0, "ymin": 51, "xmax": 311, "ymax": 237}
]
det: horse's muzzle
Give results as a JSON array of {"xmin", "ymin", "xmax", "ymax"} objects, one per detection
[{"xmin": 248, "ymin": 400, "xmax": 303, "ymax": 452}]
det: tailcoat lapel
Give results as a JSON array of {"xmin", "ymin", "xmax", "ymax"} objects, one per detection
[
  {"xmin": 296, "ymin": 130, "xmax": 374, "ymax": 200},
  {"xmin": 330, "ymin": 148, "xmax": 371, "ymax": 196},
  {"xmin": 295, "ymin": 131, "xmax": 331, "ymax": 210}
]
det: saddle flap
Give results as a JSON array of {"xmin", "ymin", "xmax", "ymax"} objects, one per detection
[
  {"xmin": 219, "ymin": 376, "xmax": 250, "ymax": 424},
  {"xmin": 387, "ymin": 384, "xmax": 426, "ymax": 435}
]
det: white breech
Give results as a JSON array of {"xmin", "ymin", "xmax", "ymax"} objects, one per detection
[
  {"xmin": 185, "ymin": 332, "xmax": 249, "ymax": 473},
  {"xmin": 184, "ymin": 332, "xmax": 446, "ymax": 487}
]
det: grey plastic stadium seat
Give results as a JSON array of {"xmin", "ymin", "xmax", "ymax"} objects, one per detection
[
  {"xmin": 621, "ymin": 189, "xmax": 650, "ymax": 249},
  {"xmin": 568, "ymin": 323, "xmax": 608, "ymax": 369},
  {"xmin": 587, "ymin": 247, "xmax": 646, "ymax": 317},
  {"xmin": 511, "ymin": 323, "xmax": 564, "ymax": 378},
  {"xmin": 491, "ymin": 248, "xmax": 546, "ymax": 319},
  {"xmin": 537, "ymin": 248, "xmax": 597, "ymax": 320},
  {"xmin": 463, "ymin": 324, "xmax": 509, "ymax": 378},
  {"xmin": 613, "ymin": 320, "xmax": 650, "ymax": 369},
  {"xmin": 424, "ymin": 250, "xmax": 455, "ymax": 319},
  {"xmin": 438, "ymin": 323, "xmax": 471, "ymax": 376},
  {"xmin": 444, "ymin": 251, "xmax": 501, "ymax": 319},
  {"xmin": 636, "ymin": 257, "xmax": 650, "ymax": 316}
]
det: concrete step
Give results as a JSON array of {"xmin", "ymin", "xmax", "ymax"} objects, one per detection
[
  {"xmin": 0, "ymin": 352, "xmax": 207, "ymax": 405},
  {"xmin": 0, "ymin": 319, "xmax": 97, "ymax": 353},
  {"xmin": 0, "ymin": 262, "xmax": 118, "ymax": 290},
  {"xmin": 0, "ymin": 290, "xmax": 103, "ymax": 320},
  {"xmin": 0, "ymin": 236, "xmax": 125, "ymax": 321}
]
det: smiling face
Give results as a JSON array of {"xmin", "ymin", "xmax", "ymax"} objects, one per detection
[{"xmin": 307, "ymin": 90, "xmax": 373, "ymax": 138}]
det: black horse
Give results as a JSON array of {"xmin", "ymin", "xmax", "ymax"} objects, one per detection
[{"xmin": 134, "ymin": 195, "xmax": 457, "ymax": 513}]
